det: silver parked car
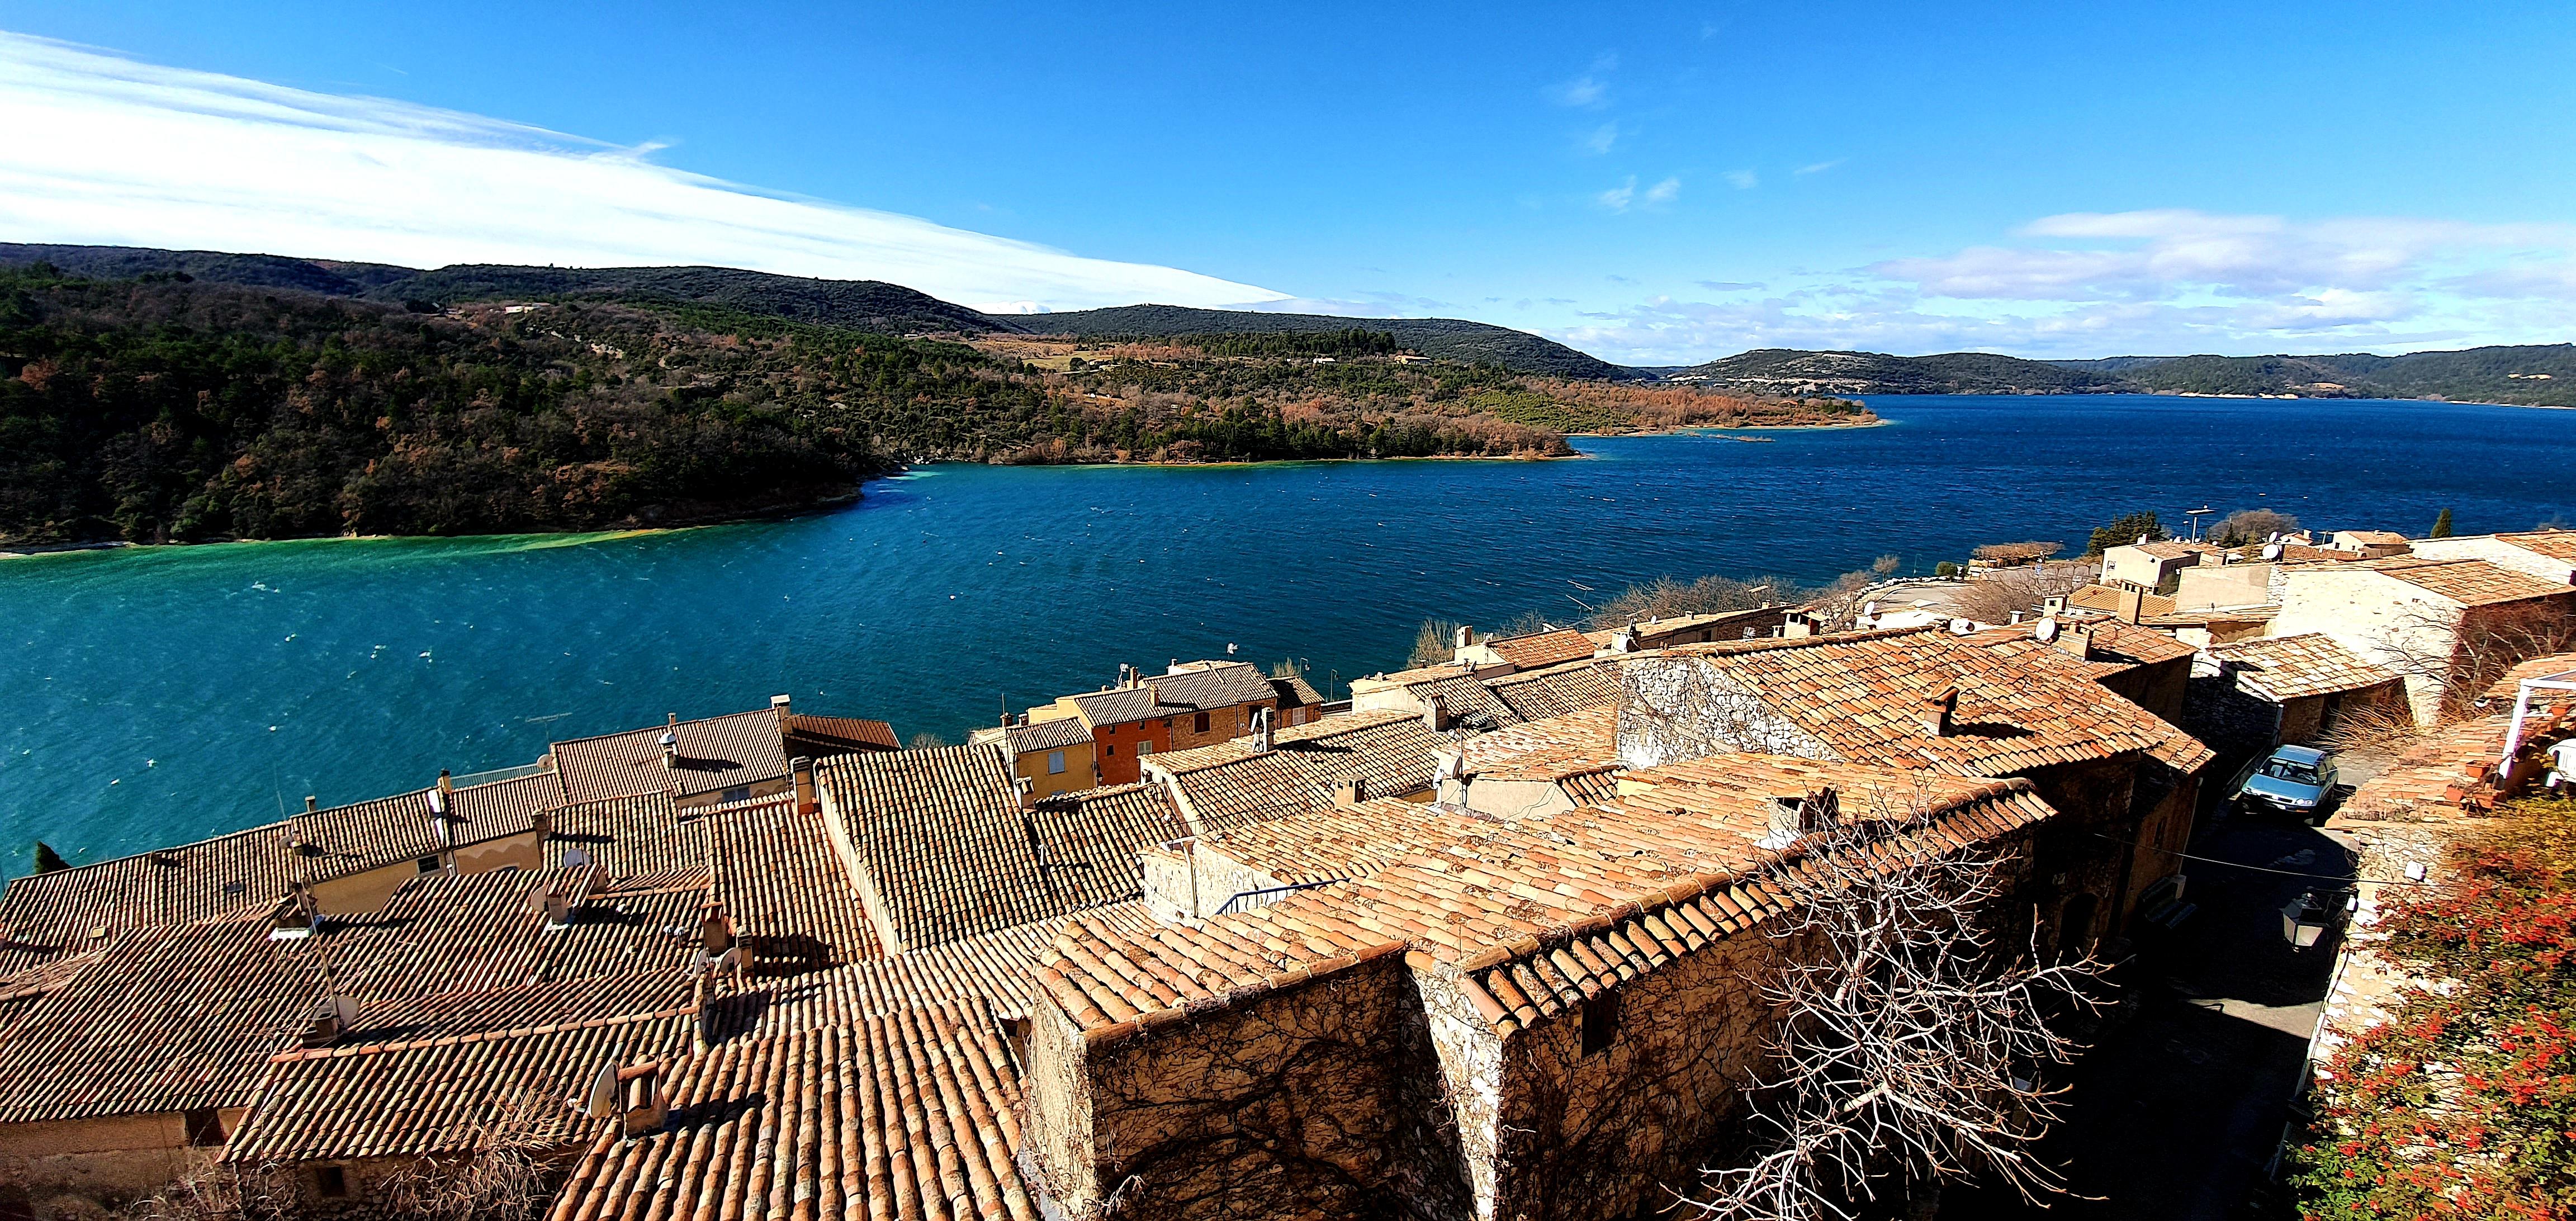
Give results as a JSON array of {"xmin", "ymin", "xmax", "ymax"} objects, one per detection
[{"xmin": 2236, "ymin": 744, "xmax": 2338, "ymax": 817}]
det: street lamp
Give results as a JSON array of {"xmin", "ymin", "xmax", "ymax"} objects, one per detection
[{"xmin": 2281, "ymin": 888, "xmax": 2339, "ymax": 949}]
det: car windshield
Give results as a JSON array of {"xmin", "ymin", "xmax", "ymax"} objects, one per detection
[{"xmin": 2260, "ymin": 759, "xmax": 2323, "ymax": 785}]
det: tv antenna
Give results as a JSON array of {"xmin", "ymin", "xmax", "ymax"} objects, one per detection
[{"xmin": 2184, "ymin": 505, "xmax": 2215, "ymax": 541}]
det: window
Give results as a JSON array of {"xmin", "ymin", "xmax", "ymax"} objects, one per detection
[
  {"xmin": 315, "ymin": 1166, "xmax": 348, "ymax": 1198},
  {"xmin": 416, "ymin": 855, "xmax": 441, "ymax": 874},
  {"xmin": 1194, "ymin": 711, "xmax": 1210, "ymax": 733},
  {"xmin": 1103, "ymin": 742, "xmax": 1115, "ymax": 757},
  {"xmin": 1046, "ymin": 749, "xmax": 1067, "ymax": 775},
  {"xmin": 1137, "ymin": 741, "xmax": 1152, "ymax": 755},
  {"xmin": 1580, "ymin": 990, "xmax": 1620, "ymax": 1056}
]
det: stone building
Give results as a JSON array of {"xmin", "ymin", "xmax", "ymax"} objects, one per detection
[{"xmin": 2271, "ymin": 556, "xmax": 2576, "ymax": 721}]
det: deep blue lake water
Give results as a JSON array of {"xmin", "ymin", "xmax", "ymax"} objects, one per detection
[{"xmin": 4, "ymin": 394, "xmax": 2569, "ymax": 875}]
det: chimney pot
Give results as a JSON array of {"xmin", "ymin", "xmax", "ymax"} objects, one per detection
[
  {"xmin": 1333, "ymin": 777, "xmax": 1367, "ymax": 806},
  {"xmin": 790, "ymin": 756, "xmax": 818, "ymax": 815},
  {"xmin": 304, "ymin": 795, "xmax": 318, "ymax": 814},
  {"xmin": 1423, "ymin": 694, "xmax": 1451, "ymax": 732},
  {"xmin": 770, "ymin": 694, "xmax": 791, "ymax": 714},
  {"xmin": 1919, "ymin": 687, "xmax": 1961, "ymax": 737}
]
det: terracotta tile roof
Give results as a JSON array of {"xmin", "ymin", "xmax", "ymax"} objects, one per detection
[
  {"xmin": 1064, "ymin": 662, "xmax": 1277, "ymax": 727},
  {"xmin": 544, "ymin": 793, "xmax": 699, "ymax": 879},
  {"xmin": 1657, "ymin": 628, "xmax": 2214, "ymax": 777},
  {"xmin": 2138, "ymin": 602, "xmax": 2279, "ymax": 627},
  {"xmin": 0, "ymin": 912, "xmax": 328, "ymax": 1122},
  {"xmin": 707, "ymin": 796, "xmax": 883, "ymax": 973},
  {"xmin": 2333, "ymin": 716, "xmax": 2515, "ymax": 825},
  {"xmin": 2483, "ymin": 651, "xmax": 2576, "ymax": 701},
  {"xmin": 781, "ymin": 712, "xmax": 900, "ymax": 754},
  {"xmin": 759, "ymin": 903, "xmax": 1163, "ymax": 1030},
  {"xmin": 0, "ymin": 822, "xmax": 289, "ymax": 957},
  {"xmin": 1462, "ymin": 706, "xmax": 1621, "ymax": 782},
  {"xmin": 1269, "ymin": 673, "xmax": 1325, "ymax": 709},
  {"xmin": 553, "ymin": 708, "xmax": 789, "ymax": 805},
  {"xmin": 820, "ymin": 746, "xmax": 1177, "ymax": 952},
  {"xmin": 2068, "ymin": 585, "xmax": 2179, "ymax": 618},
  {"xmin": 1027, "ymin": 783, "xmax": 1192, "ymax": 910},
  {"xmin": 1004, "ymin": 716, "xmax": 1093, "ymax": 754},
  {"xmin": 1036, "ymin": 756, "xmax": 2051, "ymax": 1043},
  {"xmin": 339, "ymin": 974, "xmax": 695, "ymax": 1049},
  {"xmin": 2496, "ymin": 530, "xmax": 2576, "ymax": 562},
  {"xmin": 1485, "ymin": 657, "xmax": 1624, "ymax": 722},
  {"xmin": 2357, "ymin": 556, "xmax": 2572, "ymax": 606},
  {"xmin": 1148, "ymin": 709, "xmax": 1449, "ymax": 833},
  {"xmin": 2129, "ymin": 541, "xmax": 2202, "ymax": 560},
  {"xmin": 1183, "ymin": 798, "xmax": 1472, "ymax": 887},
  {"xmin": 225, "ymin": 1005, "xmax": 699, "ymax": 1164},
  {"xmin": 546, "ymin": 1002, "xmax": 1037, "ymax": 1221},
  {"xmin": 2209, "ymin": 633, "xmax": 2405, "ymax": 702},
  {"xmin": 1489, "ymin": 628, "xmax": 1598, "ymax": 669},
  {"xmin": 1557, "ymin": 770, "xmax": 1626, "ymax": 806},
  {"xmin": 1402, "ymin": 671, "xmax": 1519, "ymax": 728},
  {"xmin": 2083, "ymin": 621, "xmax": 2198, "ymax": 666}
]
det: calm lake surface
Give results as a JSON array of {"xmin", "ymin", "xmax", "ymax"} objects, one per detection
[{"xmin": 4, "ymin": 394, "xmax": 2569, "ymax": 875}]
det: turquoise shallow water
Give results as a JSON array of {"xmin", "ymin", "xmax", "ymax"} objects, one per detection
[{"xmin": 4, "ymin": 394, "xmax": 2570, "ymax": 875}]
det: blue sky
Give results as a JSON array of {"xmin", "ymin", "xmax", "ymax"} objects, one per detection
[{"xmin": 1, "ymin": 1, "xmax": 2572, "ymax": 363}]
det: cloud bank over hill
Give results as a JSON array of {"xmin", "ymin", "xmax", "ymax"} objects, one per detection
[
  {"xmin": 1550, "ymin": 209, "xmax": 2576, "ymax": 364},
  {"xmin": 0, "ymin": 32, "xmax": 1286, "ymax": 314}
]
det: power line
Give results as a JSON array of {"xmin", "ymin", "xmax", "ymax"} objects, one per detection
[{"xmin": 2097, "ymin": 833, "xmax": 2427, "ymax": 887}]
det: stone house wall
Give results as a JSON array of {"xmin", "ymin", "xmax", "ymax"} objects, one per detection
[
  {"xmin": 2274, "ymin": 569, "xmax": 2465, "ymax": 723},
  {"xmin": 1026, "ymin": 949, "xmax": 1474, "ymax": 1220}
]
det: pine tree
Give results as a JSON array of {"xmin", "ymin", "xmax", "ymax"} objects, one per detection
[
  {"xmin": 2430, "ymin": 507, "xmax": 2454, "ymax": 538},
  {"xmin": 32, "ymin": 840, "xmax": 67, "ymax": 873},
  {"xmin": 2086, "ymin": 511, "xmax": 2168, "ymax": 556}
]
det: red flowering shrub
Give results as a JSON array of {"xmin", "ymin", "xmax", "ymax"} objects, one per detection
[{"xmin": 2291, "ymin": 796, "xmax": 2576, "ymax": 1219}]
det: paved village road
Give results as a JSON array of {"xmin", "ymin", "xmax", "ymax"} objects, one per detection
[{"xmin": 1938, "ymin": 808, "xmax": 2354, "ymax": 1221}]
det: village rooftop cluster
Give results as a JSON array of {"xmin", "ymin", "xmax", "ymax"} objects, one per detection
[{"xmin": 2, "ymin": 526, "xmax": 2573, "ymax": 1219}]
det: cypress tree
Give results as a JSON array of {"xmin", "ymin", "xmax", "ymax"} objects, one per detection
[
  {"xmin": 32, "ymin": 840, "xmax": 68, "ymax": 873},
  {"xmin": 2430, "ymin": 507, "xmax": 2454, "ymax": 538}
]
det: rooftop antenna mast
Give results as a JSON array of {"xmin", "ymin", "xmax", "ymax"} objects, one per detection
[{"xmin": 2185, "ymin": 505, "xmax": 2215, "ymax": 541}]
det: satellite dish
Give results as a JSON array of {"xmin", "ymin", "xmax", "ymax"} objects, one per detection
[
  {"xmin": 1948, "ymin": 618, "xmax": 1975, "ymax": 636},
  {"xmin": 657, "ymin": 731, "xmax": 678, "ymax": 749},
  {"xmin": 2034, "ymin": 618, "xmax": 2061, "ymax": 643},
  {"xmin": 427, "ymin": 789, "xmax": 448, "ymax": 817},
  {"xmin": 562, "ymin": 846, "xmax": 591, "ymax": 869},
  {"xmin": 580, "ymin": 1060, "xmax": 619, "ymax": 1119},
  {"xmin": 2261, "ymin": 542, "xmax": 2285, "ymax": 561}
]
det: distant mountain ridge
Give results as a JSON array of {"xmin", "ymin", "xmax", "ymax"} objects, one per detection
[{"xmin": 2, "ymin": 243, "xmax": 2568, "ymax": 401}]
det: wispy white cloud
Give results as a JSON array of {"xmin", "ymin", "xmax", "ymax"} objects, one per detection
[
  {"xmin": 1643, "ymin": 176, "xmax": 1680, "ymax": 206},
  {"xmin": 1793, "ymin": 159, "xmax": 1844, "ymax": 177},
  {"xmin": 1597, "ymin": 175, "xmax": 1679, "ymax": 214},
  {"xmin": 1546, "ymin": 209, "xmax": 2576, "ymax": 364},
  {"xmin": 1584, "ymin": 122, "xmax": 1619, "ymax": 155},
  {"xmin": 0, "ymin": 31, "xmax": 1284, "ymax": 312},
  {"xmin": 1723, "ymin": 169, "xmax": 1758, "ymax": 190},
  {"xmin": 1548, "ymin": 54, "xmax": 1617, "ymax": 108},
  {"xmin": 1597, "ymin": 177, "xmax": 1638, "ymax": 212}
]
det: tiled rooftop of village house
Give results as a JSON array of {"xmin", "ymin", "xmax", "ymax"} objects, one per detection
[
  {"xmin": 552, "ymin": 707, "xmax": 791, "ymax": 804},
  {"xmin": 1036, "ymin": 755, "xmax": 2052, "ymax": 1042},
  {"xmin": 1174, "ymin": 797, "xmax": 1479, "ymax": 887},
  {"xmin": 707, "ymin": 794, "xmax": 885, "ymax": 971},
  {"xmin": 1660, "ymin": 627, "xmax": 2215, "ymax": 776},
  {"xmin": 2208, "ymin": 633, "xmax": 2404, "ymax": 702},
  {"xmin": 1147, "ymin": 707, "xmax": 1451, "ymax": 832},
  {"xmin": 2346, "ymin": 556, "xmax": 2572, "ymax": 605},
  {"xmin": 2328, "ymin": 714, "xmax": 2518, "ymax": 825},
  {"xmin": 2482, "ymin": 650, "xmax": 2576, "ymax": 701},
  {"xmin": 1062, "ymin": 660, "xmax": 1279, "ymax": 725},
  {"xmin": 1004, "ymin": 714, "xmax": 1093, "ymax": 753},
  {"xmin": 780, "ymin": 711, "xmax": 901, "ymax": 755},
  {"xmin": 223, "ymin": 1005, "xmax": 700, "ymax": 1166},
  {"xmin": 1488, "ymin": 627, "xmax": 1599, "ymax": 669},
  {"xmin": 1485, "ymin": 656, "xmax": 1625, "ymax": 721},
  {"xmin": 2493, "ymin": 529, "xmax": 2576, "ymax": 562},
  {"xmin": 1461, "ymin": 705, "xmax": 1620, "ymax": 781},
  {"xmin": 545, "ymin": 1002, "xmax": 1038, "ymax": 1221},
  {"xmin": 2068, "ymin": 585, "xmax": 2180, "ymax": 618},
  {"xmin": 818, "ymin": 744, "xmax": 1187, "ymax": 951}
]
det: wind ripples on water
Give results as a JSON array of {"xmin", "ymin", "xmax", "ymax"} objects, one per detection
[{"xmin": 3, "ymin": 394, "xmax": 2568, "ymax": 874}]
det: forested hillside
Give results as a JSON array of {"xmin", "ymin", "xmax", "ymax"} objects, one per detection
[
  {"xmin": 1003, "ymin": 304, "xmax": 1639, "ymax": 380},
  {"xmin": 0, "ymin": 267, "xmax": 1860, "ymax": 545},
  {"xmin": 2054, "ymin": 345, "xmax": 2576, "ymax": 406},
  {"xmin": 1668, "ymin": 348, "xmax": 2128, "ymax": 395}
]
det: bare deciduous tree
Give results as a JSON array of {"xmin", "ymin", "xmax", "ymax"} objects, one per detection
[
  {"xmin": 378, "ymin": 1087, "xmax": 558, "ymax": 1221},
  {"xmin": 2373, "ymin": 603, "xmax": 2576, "ymax": 719},
  {"xmin": 1689, "ymin": 804, "xmax": 2109, "ymax": 1221},
  {"xmin": 1949, "ymin": 561, "xmax": 2096, "ymax": 627}
]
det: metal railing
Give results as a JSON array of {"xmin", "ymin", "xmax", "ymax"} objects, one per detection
[{"xmin": 448, "ymin": 759, "xmax": 555, "ymax": 789}]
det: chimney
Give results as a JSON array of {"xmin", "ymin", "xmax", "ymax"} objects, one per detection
[
  {"xmin": 2009, "ymin": 610, "xmax": 2023, "ymax": 626},
  {"xmin": 621, "ymin": 1062, "xmax": 669, "ymax": 1137},
  {"xmin": 1782, "ymin": 610, "xmax": 1815, "ymax": 640},
  {"xmin": 532, "ymin": 808, "xmax": 553, "ymax": 841},
  {"xmin": 1015, "ymin": 775, "xmax": 1036, "ymax": 812},
  {"xmin": 790, "ymin": 756, "xmax": 818, "ymax": 815},
  {"xmin": 1248, "ymin": 706, "xmax": 1273, "ymax": 753},
  {"xmin": 660, "ymin": 730, "xmax": 680, "ymax": 769},
  {"xmin": 770, "ymin": 693, "xmax": 792, "ymax": 717},
  {"xmin": 1423, "ymin": 694, "xmax": 1451, "ymax": 732},
  {"xmin": 1168, "ymin": 657, "xmax": 1179, "ymax": 674},
  {"xmin": 1918, "ymin": 687, "xmax": 1960, "ymax": 737},
  {"xmin": 297, "ymin": 995, "xmax": 358, "ymax": 1048},
  {"xmin": 1147, "ymin": 682, "xmax": 1162, "ymax": 707},
  {"xmin": 303, "ymin": 795, "xmax": 318, "ymax": 815},
  {"xmin": 1611, "ymin": 626, "xmax": 1637, "ymax": 653},
  {"xmin": 2042, "ymin": 595, "xmax": 2067, "ymax": 617},
  {"xmin": 2055, "ymin": 621, "xmax": 2098, "ymax": 662},
  {"xmin": 2114, "ymin": 588, "xmax": 2144, "ymax": 624},
  {"xmin": 1453, "ymin": 624, "xmax": 1474, "ymax": 651},
  {"xmin": 698, "ymin": 901, "xmax": 735, "ymax": 956},
  {"xmin": 1333, "ymin": 777, "xmax": 1367, "ymax": 806}
]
